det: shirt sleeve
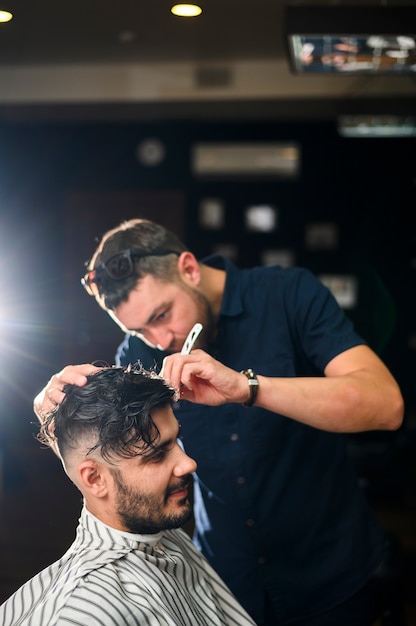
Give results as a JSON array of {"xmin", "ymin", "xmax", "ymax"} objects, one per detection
[{"xmin": 289, "ymin": 268, "xmax": 366, "ymax": 372}]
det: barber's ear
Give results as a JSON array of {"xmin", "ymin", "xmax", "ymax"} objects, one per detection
[
  {"xmin": 177, "ymin": 252, "xmax": 201, "ymax": 286},
  {"xmin": 78, "ymin": 460, "xmax": 109, "ymax": 498}
]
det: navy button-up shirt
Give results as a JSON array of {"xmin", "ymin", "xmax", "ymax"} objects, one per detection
[{"xmin": 116, "ymin": 256, "xmax": 386, "ymax": 625}]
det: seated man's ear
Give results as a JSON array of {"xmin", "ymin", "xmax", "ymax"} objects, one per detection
[{"xmin": 78, "ymin": 460, "xmax": 109, "ymax": 498}]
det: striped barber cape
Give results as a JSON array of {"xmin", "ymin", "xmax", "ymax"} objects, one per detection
[{"xmin": 0, "ymin": 506, "xmax": 257, "ymax": 626}]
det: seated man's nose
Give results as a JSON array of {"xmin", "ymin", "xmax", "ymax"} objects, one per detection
[{"xmin": 175, "ymin": 451, "xmax": 197, "ymax": 476}]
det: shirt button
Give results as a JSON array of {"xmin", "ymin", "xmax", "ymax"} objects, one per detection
[
  {"xmin": 257, "ymin": 556, "xmax": 266, "ymax": 565},
  {"xmin": 230, "ymin": 433, "xmax": 239, "ymax": 441},
  {"xmin": 236, "ymin": 476, "xmax": 245, "ymax": 485},
  {"xmin": 246, "ymin": 518, "xmax": 255, "ymax": 527}
]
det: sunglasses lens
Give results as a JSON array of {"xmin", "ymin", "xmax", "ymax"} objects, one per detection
[
  {"xmin": 81, "ymin": 249, "xmax": 177, "ymax": 297},
  {"xmin": 81, "ymin": 271, "xmax": 99, "ymax": 296},
  {"xmin": 81, "ymin": 252, "xmax": 133, "ymax": 296},
  {"xmin": 106, "ymin": 252, "xmax": 133, "ymax": 279}
]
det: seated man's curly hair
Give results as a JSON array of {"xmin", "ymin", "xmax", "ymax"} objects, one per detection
[{"xmin": 38, "ymin": 363, "xmax": 176, "ymax": 463}]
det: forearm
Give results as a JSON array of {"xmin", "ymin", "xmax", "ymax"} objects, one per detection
[
  {"xmin": 254, "ymin": 370, "xmax": 404, "ymax": 433},
  {"xmin": 162, "ymin": 346, "xmax": 404, "ymax": 434}
]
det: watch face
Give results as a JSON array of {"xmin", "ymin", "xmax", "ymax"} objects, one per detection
[{"xmin": 136, "ymin": 138, "xmax": 166, "ymax": 166}]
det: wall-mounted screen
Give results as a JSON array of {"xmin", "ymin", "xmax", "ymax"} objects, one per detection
[
  {"xmin": 289, "ymin": 34, "xmax": 416, "ymax": 74},
  {"xmin": 338, "ymin": 115, "xmax": 416, "ymax": 138},
  {"xmin": 285, "ymin": 5, "xmax": 416, "ymax": 75}
]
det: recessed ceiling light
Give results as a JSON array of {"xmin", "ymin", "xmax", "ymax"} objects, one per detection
[
  {"xmin": 171, "ymin": 4, "xmax": 202, "ymax": 18},
  {"xmin": 0, "ymin": 10, "xmax": 13, "ymax": 23}
]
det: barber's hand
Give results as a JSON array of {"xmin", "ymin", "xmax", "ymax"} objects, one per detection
[
  {"xmin": 33, "ymin": 364, "xmax": 101, "ymax": 422},
  {"xmin": 161, "ymin": 349, "xmax": 249, "ymax": 406}
]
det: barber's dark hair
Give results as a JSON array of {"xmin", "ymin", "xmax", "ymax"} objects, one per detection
[
  {"xmin": 38, "ymin": 364, "xmax": 176, "ymax": 463},
  {"xmin": 87, "ymin": 218, "xmax": 188, "ymax": 310}
]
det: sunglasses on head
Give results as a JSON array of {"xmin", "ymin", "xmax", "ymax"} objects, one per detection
[{"xmin": 81, "ymin": 248, "xmax": 179, "ymax": 297}]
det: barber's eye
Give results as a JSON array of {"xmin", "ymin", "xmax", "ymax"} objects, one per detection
[{"xmin": 157, "ymin": 311, "xmax": 167, "ymax": 321}]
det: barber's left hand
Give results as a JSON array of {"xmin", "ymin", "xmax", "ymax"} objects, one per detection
[{"xmin": 161, "ymin": 349, "xmax": 249, "ymax": 406}]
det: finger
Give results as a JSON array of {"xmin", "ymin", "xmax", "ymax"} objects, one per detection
[
  {"xmin": 35, "ymin": 364, "xmax": 99, "ymax": 422},
  {"xmin": 46, "ymin": 387, "xmax": 58, "ymax": 405},
  {"xmin": 50, "ymin": 384, "xmax": 68, "ymax": 403},
  {"xmin": 56, "ymin": 363, "xmax": 99, "ymax": 387},
  {"xmin": 160, "ymin": 355, "xmax": 182, "ymax": 390}
]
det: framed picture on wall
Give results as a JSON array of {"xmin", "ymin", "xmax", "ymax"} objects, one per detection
[
  {"xmin": 261, "ymin": 249, "xmax": 295, "ymax": 268},
  {"xmin": 211, "ymin": 243, "xmax": 239, "ymax": 262},
  {"xmin": 192, "ymin": 143, "xmax": 300, "ymax": 179},
  {"xmin": 319, "ymin": 274, "xmax": 358, "ymax": 309},
  {"xmin": 305, "ymin": 222, "xmax": 339, "ymax": 250},
  {"xmin": 199, "ymin": 198, "xmax": 225, "ymax": 230},
  {"xmin": 245, "ymin": 205, "xmax": 278, "ymax": 232}
]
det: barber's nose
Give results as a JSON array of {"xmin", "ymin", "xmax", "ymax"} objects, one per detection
[{"xmin": 151, "ymin": 328, "xmax": 173, "ymax": 351}]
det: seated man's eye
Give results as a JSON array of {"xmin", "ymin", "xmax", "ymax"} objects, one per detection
[{"xmin": 145, "ymin": 449, "xmax": 167, "ymax": 464}]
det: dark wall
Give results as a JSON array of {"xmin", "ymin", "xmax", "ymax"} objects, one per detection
[{"xmin": 0, "ymin": 119, "xmax": 415, "ymax": 481}]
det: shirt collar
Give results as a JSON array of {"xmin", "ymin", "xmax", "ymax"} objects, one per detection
[{"xmin": 202, "ymin": 254, "xmax": 243, "ymax": 318}]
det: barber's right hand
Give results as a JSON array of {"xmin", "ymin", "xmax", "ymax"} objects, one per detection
[{"xmin": 33, "ymin": 364, "xmax": 101, "ymax": 423}]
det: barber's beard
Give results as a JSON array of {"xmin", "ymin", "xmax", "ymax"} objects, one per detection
[
  {"xmin": 111, "ymin": 469, "xmax": 193, "ymax": 535},
  {"xmin": 184, "ymin": 287, "xmax": 217, "ymax": 352}
]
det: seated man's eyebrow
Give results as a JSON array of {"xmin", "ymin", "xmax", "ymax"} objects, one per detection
[{"xmin": 141, "ymin": 425, "xmax": 182, "ymax": 460}]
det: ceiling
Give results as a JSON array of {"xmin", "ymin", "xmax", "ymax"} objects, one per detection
[{"xmin": 0, "ymin": 0, "xmax": 415, "ymax": 123}]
